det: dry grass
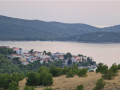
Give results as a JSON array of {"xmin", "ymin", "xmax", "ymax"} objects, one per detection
[{"xmin": 19, "ymin": 71, "xmax": 120, "ymax": 90}]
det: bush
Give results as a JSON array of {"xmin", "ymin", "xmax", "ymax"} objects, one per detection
[
  {"xmin": 76, "ymin": 85, "xmax": 84, "ymax": 90},
  {"xmin": 11, "ymin": 72, "xmax": 25, "ymax": 84},
  {"xmin": 39, "ymin": 70, "xmax": 53, "ymax": 86},
  {"xmin": 102, "ymin": 70, "xmax": 114, "ymax": 80},
  {"xmin": 43, "ymin": 87, "xmax": 54, "ymax": 90},
  {"xmin": 117, "ymin": 64, "xmax": 120, "ymax": 70},
  {"xmin": 72, "ymin": 64, "xmax": 79, "ymax": 74},
  {"xmin": 8, "ymin": 81, "xmax": 19, "ymax": 90},
  {"xmin": 38, "ymin": 66, "xmax": 50, "ymax": 74},
  {"xmin": 96, "ymin": 63, "xmax": 108, "ymax": 74},
  {"xmin": 77, "ymin": 68, "xmax": 87, "ymax": 77},
  {"xmin": 63, "ymin": 65, "xmax": 78, "ymax": 75},
  {"xmin": 66, "ymin": 69, "xmax": 74, "ymax": 78},
  {"xmin": 109, "ymin": 63, "xmax": 118, "ymax": 76},
  {"xmin": 93, "ymin": 78, "xmax": 106, "ymax": 90},
  {"xmin": 49, "ymin": 66, "xmax": 62, "ymax": 77},
  {"xmin": 0, "ymin": 73, "xmax": 11, "ymax": 89},
  {"xmin": 102, "ymin": 64, "xmax": 118, "ymax": 80},
  {"xmin": 26, "ymin": 70, "xmax": 53, "ymax": 86},
  {"xmin": 24, "ymin": 86, "xmax": 34, "ymax": 90},
  {"xmin": 62, "ymin": 66, "xmax": 69, "ymax": 74},
  {"xmin": 26, "ymin": 72, "xmax": 40, "ymax": 86},
  {"xmin": 0, "ymin": 73, "xmax": 24, "ymax": 89}
]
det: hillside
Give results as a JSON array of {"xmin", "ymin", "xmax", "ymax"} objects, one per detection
[
  {"xmin": 19, "ymin": 71, "xmax": 120, "ymax": 90},
  {"xmin": 0, "ymin": 15, "xmax": 120, "ymax": 42},
  {"xmin": 61, "ymin": 32, "xmax": 120, "ymax": 43}
]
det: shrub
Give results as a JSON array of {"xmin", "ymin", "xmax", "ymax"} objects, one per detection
[
  {"xmin": 26, "ymin": 70, "xmax": 53, "ymax": 86},
  {"xmin": 77, "ymin": 68, "xmax": 87, "ymax": 77},
  {"xmin": 39, "ymin": 70, "xmax": 53, "ymax": 86},
  {"xmin": 102, "ymin": 64, "xmax": 118, "ymax": 80},
  {"xmin": 49, "ymin": 66, "xmax": 62, "ymax": 77},
  {"xmin": 0, "ymin": 73, "xmax": 24, "ymax": 89},
  {"xmin": 76, "ymin": 85, "xmax": 84, "ymax": 90},
  {"xmin": 26, "ymin": 72, "xmax": 40, "ymax": 86},
  {"xmin": 8, "ymin": 81, "xmax": 19, "ymax": 90},
  {"xmin": 109, "ymin": 63, "xmax": 118, "ymax": 76},
  {"xmin": 66, "ymin": 69, "xmax": 74, "ymax": 78},
  {"xmin": 0, "ymin": 73, "xmax": 11, "ymax": 89},
  {"xmin": 117, "ymin": 64, "xmax": 120, "ymax": 70},
  {"xmin": 38, "ymin": 66, "xmax": 50, "ymax": 74},
  {"xmin": 96, "ymin": 63, "xmax": 108, "ymax": 74},
  {"xmin": 93, "ymin": 78, "xmax": 106, "ymax": 90},
  {"xmin": 72, "ymin": 64, "xmax": 79, "ymax": 74},
  {"xmin": 62, "ymin": 66, "xmax": 69, "ymax": 74},
  {"xmin": 11, "ymin": 72, "xmax": 24, "ymax": 84},
  {"xmin": 102, "ymin": 70, "xmax": 114, "ymax": 80},
  {"xmin": 43, "ymin": 87, "xmax": 54, "ymax": 90}
]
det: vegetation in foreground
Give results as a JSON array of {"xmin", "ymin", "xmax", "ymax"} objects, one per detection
[
  {"xmin": 18, "ymin": 71, "xmax": 120, "ymax": 90},
  {"xmin": 76, "ymin": 85, "xmax": 84, "ymax": 90},
  {"xmin": 93, "ymin": 78, "xmax": 106, "ymax": 90},
  {"xmin": 0, "ymin": 47, "xmax": 120, "ymax": 90}
]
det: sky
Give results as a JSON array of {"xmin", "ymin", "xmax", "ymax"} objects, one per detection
[{"xmin": 0, "ymin": 0, "xmax": 120, "ymax": 27}]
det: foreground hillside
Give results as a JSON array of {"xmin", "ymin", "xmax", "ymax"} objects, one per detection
[
  {"xmin": 19, "ymin": 71, "xmax": 120, "ymax": 90},
  {"xmin": 0, "ymin": 15, "xmax": 120, "ymax": 42}
]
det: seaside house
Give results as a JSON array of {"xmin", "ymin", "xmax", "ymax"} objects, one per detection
[{"xmin": 51, "ymin": 52, "xmax": 65, "ymax": 60}]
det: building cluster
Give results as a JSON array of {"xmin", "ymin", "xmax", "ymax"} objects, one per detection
[{"xmin": 7, "ymin": 47, "xmax": 86, "ymax": 65}]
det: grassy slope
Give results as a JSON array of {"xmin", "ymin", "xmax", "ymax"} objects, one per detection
[{"xmin": 19, "ymin": 71, "xmax": 120, "ymax": 90}]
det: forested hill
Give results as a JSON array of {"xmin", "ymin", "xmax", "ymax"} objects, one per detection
[{"xmin": 0, "ymin": 15, "xmax": 120, "ymax": 43}]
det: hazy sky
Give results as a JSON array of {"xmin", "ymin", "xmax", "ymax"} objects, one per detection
[{"xmin": 0, "ymin": 0, "xmax": 120, "ymax": 27}]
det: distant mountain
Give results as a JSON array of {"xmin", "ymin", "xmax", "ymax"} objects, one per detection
[
  {"xmin": 0, "ymin": 15, "xmax": 120, "ymax": 43},
  {"xmin": 61, "ymin": 32, "xmax": 120, "ymax": 43}
]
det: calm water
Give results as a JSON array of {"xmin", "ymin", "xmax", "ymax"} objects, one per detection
[{"xmin": 0, "ymin": 41, "xmax": 120, "ymax": 67}]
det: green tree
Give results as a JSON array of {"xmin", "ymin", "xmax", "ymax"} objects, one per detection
[
  {"xmin": 72, "ymin": 64, "xmax": 79, "ymax": 74},
  {"xmin": 78, "ymin": 54, "xmax": 83, "ymax": 57},
  {"xmin": 77, "ymin": 68, "xmax": 87, "ymax": 77},
  {"xmin": 117, "ymin": 64, "xmax": 120, "ymax": 70},
  {"xmin": 62, "ymin": 66, "xmax": 69, "ymax": 74},
  {"xmin": 54, "ymin": 60, "xmax": 63, "ymax": 67},
  {"xmin": 0, "ymin": 47, "xmax": 14, "ymax": 55},
  {"xmin": 38, "ymin": 66, "xmax": 50, "ymax": 74},
  {"xmin": 11, "ymin": 72, "xmax": 24, "ymax": 84},
  {"xmin": 0, "ymin": 73, "xmax": 11, "ymax": 89},
  {"xmin": 102, "ymin": 64, "xmax": 118, "ymax": 80},
  {"xmin": 96, "ymin": 63, "xmax": 108, "ymax": 74},
  {"xmin": 26, "ymin": 72, "xmax": 40, "ymax": 86},
  {"xmin": 76, "ymin": 85, "xmax": 84, "ymax": 90},
  {"xmin": 49, "ymin": 66, "xmax": 62, "ymax": 77},
  {"xmin": 0, "ymin": 73, "xmax": 24, "ymax": 89},
  {"xmin": 93, "ymin": 78, "xmax": 106, "ymax": 90},
  {"xmin": 67, "ymin": 59, "xmax": 72, "ymax": 65},
  {"xmin": 47, "ymin": 52, "xmax": 52, "ymax": 56},
  {"xmin": 66, "ymin": 69, "xmax": 74, "ymax": 78},
  {"xmin": 12, "ymin": 57, "xmax": 21, "ymax": 64},
  {"xmin": 64, "ymin": 52, "xmax": 72, "ymax": 59},
  {"xmin": 43, "ymin": 51, "xmax": 47, "ymax": 55},
  {"xmin": 30, "ymin": 49, "xmax": 34, "ymax": 54},
  {"xmin": 109, "ymin": 63, "xmax": 118, "ymax": 76},
  {"xmin": 8, "ymin": 81, "xmax": 19, "ymax": 90},
  {"xmin": 102, "ymin": 69, "xmax": 114, "ymax": 80},
  {"xmin": 39, "ymin": 70, "xmax": 53, "ymax": 86}
]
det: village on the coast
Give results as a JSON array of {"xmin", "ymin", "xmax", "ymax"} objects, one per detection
[{"xmin": 0, "ymin": 46, "xmax": 97, "ymax": 72}]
